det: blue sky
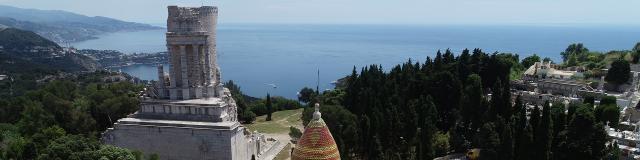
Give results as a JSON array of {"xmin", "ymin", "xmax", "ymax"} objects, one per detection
[{"xmin": 0, "ymin": 0, "xmax": 639, "ymax": 25}]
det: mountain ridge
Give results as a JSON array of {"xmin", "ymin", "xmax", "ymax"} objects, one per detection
[
  {"xmin": 0, "ymin": 28, "xmax": 100, "ymax": 72},
  {"xmin": 0, "ymin": 5, "xmax": 162, "ymax": 43}
]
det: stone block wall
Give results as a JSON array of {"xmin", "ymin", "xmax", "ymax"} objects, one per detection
[{"xmin": 103, "ymin": 122, "xmax": 249, "ymax": 160}]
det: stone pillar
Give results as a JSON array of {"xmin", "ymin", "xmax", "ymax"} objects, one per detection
[
  {"xmin": 192, "ymin": 44, "xmax": 202, "ymax": 86},
  {"xmin": 205, "ymin": 46, "xmax": 213, "ymax": 85},
  {"xmin": 212, "ymin": 49, "xmax": 218, "ymax": 85},
  {"xmin": 157, "ymin": 64, "xmax": 165, "ymax": 88},
  {"xmin": 180, "ymin": 45, "xmax": 190, "ymax": 99},
  {"xmin": 197, "ymin": 44, "xmax": 206, "ymax": 85},
  {"xmin": 169, "ymin": 45, "xmax": 177, "ymax": 88},
  {"xmin": 157, "ymin": 65, "xmax": 165, "ymax": 98},
  {"xmin": 193, "ymin": 44, "xmax": 203, "ymax": 99},
  {"xmin": 203, "ymin": 46, "xmax": 213, "ymax": 98},
  {"xmin": 180, "ymin": 45, "xmax": 188, "ymax": 87}
]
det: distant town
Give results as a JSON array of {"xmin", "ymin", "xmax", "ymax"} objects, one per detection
[{"xmin": 75, "ymin": 49, "xmax": 168, "ymax": 68}]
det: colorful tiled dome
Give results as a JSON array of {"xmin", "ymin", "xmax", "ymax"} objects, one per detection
[{"xmin": 291, "ymin": 103, "xmax": 340, "ymax": 160}]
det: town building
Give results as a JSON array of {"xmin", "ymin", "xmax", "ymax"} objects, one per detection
[
  {"xmin": 523, "ymin": 61, "xmax": 583, "ymax": 81},
  {"xmin": 101, "ymin": 5, "xmax": 283, "ymax": 160}
]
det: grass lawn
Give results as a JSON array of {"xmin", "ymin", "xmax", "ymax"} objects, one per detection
[
  {"xmin": 274, "ymin": 143, "xmax": 292, "ymax": 160},
  {"xmin": 245, "ymin": 108, "xmax": 304, "ymax": 134}
]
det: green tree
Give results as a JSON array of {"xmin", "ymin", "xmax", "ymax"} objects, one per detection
[
  {"xmin": 131, "ymin": 150, "xmax": 143, "ymax": 160},
  {"xmin": 632, "ymin": 50, "xmax": 640, "ymax": 64},
  {"xmin": 94, "ymin": 145, "xmax": 136, "ymax": 160},
  {"xmin": 561, "ymin": 43, "xmax": 589, "ymax": 62},
  {"xmin": 477, "ymin": 123, "xmax": 500, "ymax": 160},
  {"xmin": 633, "ymin": 42, "xmax": 640, "ymax": 63},
  {"xmin": 605, "ymin": 59, "xmax": 631, "ymax": 84},
  {"xmin": 595, "ymin": 104, "xmax": 620, "ymax": 128},
  {"xmin": 265, "ymin": 94, "xmax": 272, "ymax": 121},
  {"xmin": 515, "ymin": 125, "xmax": 534, "ymax": 160},
  {"xmin": 591, "ymin": 123, "xmax": 608, "ymax": 159},
  {"xmin": 17, "ymin": 101, "xmax": 54, "ymax": 136},
  {"xmin": 242, "ymin": 110, "xmax": 257, "ymax": 124},
  {"xmin": 36, "ymin": 135, "xmax": 99, "ymax": 160},
  {"xmin": 600, "ymin": 96, "xmax": 617, "ymax": 106},
  {"xmin": 521, "ymin": 54, "xmax": 541, "ymax": 68},
  {"xmin": 1, "ymin": 130, "xmax": 29, "ymax": 160},
  {"xmin": 460, "ymin": 74, "xmax": 483, "ymax": 129},
  {"xmin": 512, "ymin": 96, "xmax": 528, "ymax": 159},
  {"xmin": 565, "ymin": 105, "xmax": 596, "ymax": 159},
  {"xmin": 148, "ymin": 154, "xmax": 160, "ymax": 160},
  {"xmin": 550, "ymin": 102, "xmax": 566, "ymax": 140},
  {"xmin": 497, "ymin": 117, "xmax": 513, "ymax": 160},
  {"xmin": 31, "ymin": 125, "xmax": 66, "ymax": 153},
  {"xmin": 416, "ymin": 97, "xmax": 438, "ymax": 160},
  {"xmin": 289, "ymin": 126, "xmax": 302, "ymax": 140},
  {"xmin": 606, "ymin": 141, "xmax": 621, "ymax": 160},
  {"xmin": 566, "ymin": 53, "xmax": 578, "ymax": 67},
  {"xmin": 490, "ymin": 79, "xmax": 511, "ymax": 120},
  {"xmin": 433, "ymin": 132, "xmax": 450, "ymax": 156},
  {"xmin": 530, "ymin": 106, "xmax": 541, "ymax": 134},
  {"xmin": 298, "ymin": 87, "xmax": 316, "ymax": 103},
  {"xmin": 534, "ymin": 102, "xmax": 553, "ymax": 160}
]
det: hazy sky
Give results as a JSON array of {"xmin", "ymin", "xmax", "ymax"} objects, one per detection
[{"xmin": 0, "ymin": 0, "xmax": 639, "ymax": 25}]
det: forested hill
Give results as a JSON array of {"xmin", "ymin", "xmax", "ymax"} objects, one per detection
[
  {"xmin": 0, "ymin": 28, "xmax": 99, "ymax": 73},
  {"xmin": 0, "ymin": 28, "xmax": 60, "ymax": 51},
  {"xmin": 0, "ymin": 5, "xmax": 161, "ymax": 43}
]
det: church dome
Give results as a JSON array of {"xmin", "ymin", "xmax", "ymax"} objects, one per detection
[{"xmin": 292, "ymin": 103, "xmax": 341, "ymax": 160}]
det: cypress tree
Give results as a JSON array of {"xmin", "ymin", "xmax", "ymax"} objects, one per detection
[
  {"xmin": 534, "ymin": 101, "xmax": 553, "ymax": 160},
  {"xmin": 477, "ymin": 123, "xmax": 500, "ymax": 160},
  {"xmin": 566, "ymin": 106, "xmax": 596, "ymax": 159},
  {"xmin": 516, "ymin": 125, "xmax": 534, "ymax": 160},
  {"xmin": 490, "ymin": 79, "xmax": 511, "ymax": 121},
  {"xmin": 461, "ymin": 74, "xmax": 483, "ymax": 128},
  {"xmin": 512, "ymin": 96, "xmax": 527, "ymax": 157},
  {"xmin": 416, "ymin": 96, "xmax": 437, "ymax": 159},
  {"xmin": 265, "ymin": 94, "xmax": 272, "ymax": 121},
  {"xmin": 530, "ymin": 105, "xmax": 541, "ymax": 134},
  {"xmin": 591, "ymin": 123, "xmax": 608, "ymax": 159},
  {"xmin": 500, "ymin": 124, "xmax": 514, "ymax": 160}
]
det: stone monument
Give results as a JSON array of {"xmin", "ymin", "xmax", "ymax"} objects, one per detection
[{"xmin": 102, "ymin": 5, "xmax": 282, "ymax": 160}]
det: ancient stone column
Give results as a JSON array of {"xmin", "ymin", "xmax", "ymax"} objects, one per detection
[
  {"xmin": 180, "ymin": 45, "xmax": 188, "ymax": 87},
  {"xmin": 180, "ymin": 45, "xmax": 190, "ymax": 99},
  {"xmin": 169, "ymin": 45, "xmax": 177, "ymax": 88},
  {"xmin": 205, "ymin": 46, "xmax": 213, "ymax": 85},
  {"xmin": 196, "ymin": 44, "xmax": 205, "ymax": 85}
]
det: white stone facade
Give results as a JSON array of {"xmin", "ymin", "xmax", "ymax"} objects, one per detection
[
  {"xmin": 101, "ymin": 5, "xmax": 281, "ymax": 160},
  {"xmin": 161, "ymin": 5, "xmax": 219, "ymax": 100}
]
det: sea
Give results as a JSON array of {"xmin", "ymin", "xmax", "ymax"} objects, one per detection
[{"xmin": 71, "ymin": 24, "xmax": 640, "ymax": 99}]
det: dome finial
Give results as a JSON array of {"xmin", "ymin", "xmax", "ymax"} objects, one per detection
[{"xmin": 313, "ymin": 103, "xmax": 321, "ymax": 120}]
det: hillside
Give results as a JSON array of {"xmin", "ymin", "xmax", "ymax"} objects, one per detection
[
  {"xmin": 0, "ymin": 28, "xmax": 99, "ymax": 73},
  {"xmin": 0, "ymin": 28, "xmax": 60, "ymax": 50},
  {"xmin": 0, "ymin": 17, "xmax": 100, "ymax": 43},
  {"xmin": 0, "ymin": 5, "xmax": 161, "ymax": 43}
]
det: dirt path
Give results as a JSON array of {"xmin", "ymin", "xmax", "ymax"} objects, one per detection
[
  {"xmin": 276, "ymin": 111, "xmax": 304, "ymax": 130},
  {"xmin": 269, "ymin": 110, "xmax": 303, "ymax": 160}
]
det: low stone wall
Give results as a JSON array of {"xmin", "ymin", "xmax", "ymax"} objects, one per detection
[{"xmin": 102, "ymin": 120, "xmax": 249, "ymax": 160}]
